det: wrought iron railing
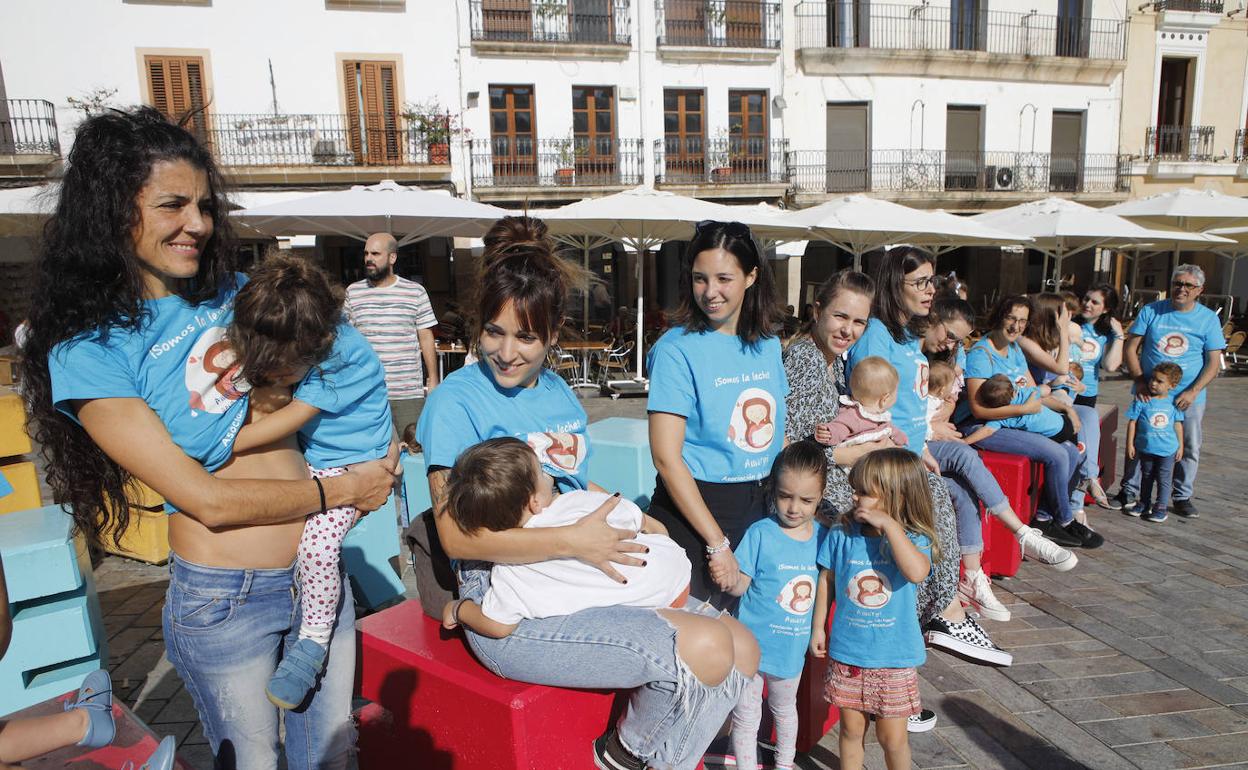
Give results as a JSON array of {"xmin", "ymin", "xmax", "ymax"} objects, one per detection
[
  {"xmin": 1236, "ymin": 129, "xmax": 1247, "ymax": 163},
  {"xmin": 794, "ymin": 1, "xmax": 1127, "ymax": 60},
  {"xmin": 469, "ymin": 0, "xmax": 631, "ymax": 44},
  {"xmin": 1153, "ymin": 0, "xmax": 1223, "ymax": 11},
  {"xmin": 470, "ymin": 137, "xmax": 642, "ymax": 187},
  {"xmin": 208, "ymin": 113, "xmax": 451, "ymax": 167},
  {"xmin": 1144, "ymin": 125, "xmax": 1216, "ymax": 161},
  {"xmin": 654, "ymin": 137, "xmax": 788, "ymax": 184},
  {"xmin": 0, "ymin": 99, "xmax": 60, "ymax": 156},
  {"xmin": 655, "ymin": 0, "xmax": 782, "ymax": 48},
  {"xmin": 788, "ymin": 149, "xmax": 1129, "ymax": 194}
]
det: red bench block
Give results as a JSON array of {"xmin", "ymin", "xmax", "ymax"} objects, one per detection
[{"xmin": 977, "ymin": 450, "xmax": 1036, "ymax": 578}]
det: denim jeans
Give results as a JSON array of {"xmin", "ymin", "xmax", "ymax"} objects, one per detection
[
  {"xmin": 1136, "ymin": 452, "xmax": 1177, "ymax": 515},
  {"xmin": 1073, "ymin": 404, "xmax": 1101, "ymax": 487},
  {"xmin": 457, "ymin": 563, "xmax": 745, "ymax": 770},
  {"xmin": 163, "ymin": 553, "xmax": 356, "ymax": 770},
  {"xmin": 963, "ymin": 428, "xmax": 1080, "ymax": 525},
  {"xmin": 1122, "ymin": 399, "xmax": 1204, "ymax": 503},
  {"xmin": 930, "ymin": 440, "xmax": 1012, "ymax": 555}
]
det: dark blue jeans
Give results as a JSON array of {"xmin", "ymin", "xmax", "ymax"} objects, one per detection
[{"xmin": 1135, "ymin": 452, "xmax": 1177, "ymax": 515}]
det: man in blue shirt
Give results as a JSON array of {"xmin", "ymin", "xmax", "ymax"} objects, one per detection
[{"xmin": 1113, "ymin": 265, "xmax": 1225, "ymax": 518}]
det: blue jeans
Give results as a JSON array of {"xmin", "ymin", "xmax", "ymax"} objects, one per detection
[
  {"xmin": 1122, "ymin": 399, "xmax": 1204, "ymax": 502},
  {"xmin": 1135, "ymin": 452, "xmax": 1177, "ymax": 515},
  {"xmin": 965, "ymin": 428, "xmax": 1080, "ymax": 525},
  {"xmin": 930, "ymin": 440, "xmax": 1011, "ymax": 555},
  {"xmin": 457, "ymin": 563, "xmax": 745, "ymax": 770},
  {"xmin": 1073, "ymin": 403, "xmax": 1101, "ymax": 487},
  {"xmin": 163, "ymin": 553, "xmax": 356, "ymax": 770}
]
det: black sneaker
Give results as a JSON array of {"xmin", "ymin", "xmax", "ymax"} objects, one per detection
[
  {"xmin": 907, "ymin": 709, "xmax": 937, "ymax": 733},
  {"xmin": 1107, "ymin": 489, "xmax": 1137, "ymax": 511},
  {"xmin": 1173, "ymin": 499, "xmax": 1200, "ymax": 519},
  {"xmin": 1062, "ymin": 520, "xmax": 1105, "ymax": 549},
  {"xmin": 593, "ymin": 730, "xmax": 645, "ymax": 770},
  {"xmin": 1035, "ymin": 517, "xmax": 1082, "ymax": 547},
  {"xmin": 924, "ymin": 616, "xmax": 1013, "ymax": 666}
]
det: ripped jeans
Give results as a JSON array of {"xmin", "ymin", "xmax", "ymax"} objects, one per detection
[
  {"xmin": 163, "ymin": 553, "xmax": 356, "ymax": 770},
  {"xmin": 457, "ymin": 562, "xmax": 747, "ymax": 770},
  {"xmin": 732, "ymin": 673, "xmax": 800, "ymax": 770}
]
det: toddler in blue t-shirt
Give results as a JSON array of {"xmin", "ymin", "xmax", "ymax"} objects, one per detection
[
  {"xmin": 810, "ymin": 448, "xmax": 935, "ymax": 770},
  {"xmin": 1125, "ymin": 362, "xmax": 1185, "ymax": 523},
  {"xmin": 726, "ymin": 441, "xmax": 829, "ymax": 770},
  {"xmin": 226, "ymin": 255, "xmax": 394, "ymax": 712},
  {"xmin": 964, "ymin": 374, "xmax": 1081, "ymax": 448}
]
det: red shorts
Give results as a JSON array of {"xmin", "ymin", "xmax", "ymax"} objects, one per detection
[{"xmin": 824, "ymin": 660, "xmax": 921, "ymax": 719}]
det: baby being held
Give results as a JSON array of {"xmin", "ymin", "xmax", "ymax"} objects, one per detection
[
  {"xmin": 442, "ymin": 438, "xmax": 692, "ymax": 638},
  {"xmin": 963, "ymin": 374, "xmax": 1080, "ymax": 447},
  {"xmin": 815, "ymin": 356, "xmax": 908, "ymax": 460}
]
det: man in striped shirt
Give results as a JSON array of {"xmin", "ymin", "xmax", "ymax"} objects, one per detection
[{"xmin": 345, "ymin": 233, "xmax": 440, "ymax": 435}]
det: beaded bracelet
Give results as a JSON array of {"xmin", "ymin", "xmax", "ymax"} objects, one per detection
[{"xmin": 705, "ymin": 536, "xmax": 731, "ymax": 556}]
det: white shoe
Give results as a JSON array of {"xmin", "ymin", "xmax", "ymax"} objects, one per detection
[
  {"xmin": 1017, "ymin": 525, "xmax": 1078, "ymax": 572},
  {"xmin": 959, "ymin": 569, "xmax": 1011, "ymax": 622}
]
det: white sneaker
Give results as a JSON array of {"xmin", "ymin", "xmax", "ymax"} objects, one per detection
[
  {"xmin": 1017, "ymin": 525, "xmax": 1078, "ymax": 572},
  {"xmin": 958, "ymin": 569, "xmax": 1011, "ymax": 622}
]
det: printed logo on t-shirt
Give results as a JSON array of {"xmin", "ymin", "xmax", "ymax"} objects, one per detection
[
  {"xmin": 1149, "ymin": 412, "xmax": 1170, "ymax": 429},
  {"xmin": 915, "ymin": 360, "xmax": 930, "ymax": 399},
  {"xmin": 777, "ymin": 575, "xmax": 816, "ymax": 615},
  {"xmin": 185, "ymin": 327, "xmax": 247, "ymax": 416},
  {"xmin": 846, "ymin": 569, "xmax": 892, "ymax": 610},
  {"xmin": 1015, "ymin": 375, "xmax": 1029, "ymax": 389},
  {"xmin": 526, "ymin": 432, "xmax": 587, "ymax": 476},
  {"xmin": 1081, "ymin": 337, "xmax": 1102, "ymax": 361},
  {"xmin": 727, "ymin": 387, "xmax": 777, "ymax": 453},
  {"xmin": 1157, "ymin": 332, "xmax": 1189, "ymax": 358}
]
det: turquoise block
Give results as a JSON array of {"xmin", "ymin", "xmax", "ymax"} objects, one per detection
[
  {"xmin": 587, "ymin": 417, "xmax": 657, "ymax": 508},
  {"xmin": 2, "ymin": 591, "xmax": 98, "ymax": 670},
  {"xmin": 0, "ymin": 655, "xmax": 102, "ymax": 718},
  {"xmin": 400, "ymin": 452, "xmax": 432, "ymax": 519},
  {"xmin": 342, "ymin": 493, "xmax": 405, "ymax": 611},
  {"xmin": 0, "ymin": 505, "xmax": 81, "ymax": 602}
]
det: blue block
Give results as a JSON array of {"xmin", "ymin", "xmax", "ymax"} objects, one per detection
[
  {"xmin": 0, "ymin": 505, "xmax": 82, "ymax": 602},
  {"xmin": 342, "ymin": 493, "xmax": 406, "ymax": 612},
  {"xmin": 587, "ymin": 417, "xmax": 657, "ymax": 508},
  {"xmin": 400, "ymin": 452, "xmax": 432, "ymax": 520}
]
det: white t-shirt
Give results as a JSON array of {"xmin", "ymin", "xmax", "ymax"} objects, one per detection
[{"xmin": 481, "ymin": 491, "xmax": 692, "ymax": 625}]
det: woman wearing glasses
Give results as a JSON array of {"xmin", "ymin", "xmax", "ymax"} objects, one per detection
[{"xmin": 647, "ymin": 221, "xmax": 787, "ymax": 611}]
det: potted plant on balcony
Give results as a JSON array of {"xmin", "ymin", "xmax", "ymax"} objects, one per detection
[
  {"xmin": 710, "ymin": 126, "xmax": 743, "ymax": 182},
  {"xmin": 402, "ymin": 100, "xmax": 460, "ymax": 165},
  {"xmin": 554, "ymin": 132, "xmax": 582, "ymax": 185}
]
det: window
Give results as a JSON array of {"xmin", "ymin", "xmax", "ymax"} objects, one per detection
[
  {"xmin": 729, "ymin": 89, "xmax": 768, "ymax": 178},
  {"xmin": 573, "ymin": 86, "xmax": 616, "ymax": 180},
  {"xmin": 489, "ymin": 84, "xmax": 537, "ymax": 179},
  {"xmin": 944, "ymin": 105, "xmax": 983, "ymax": 190},
  {"xmin": 342, "ymin": 59, "xmax": 400, "ymax": 165},
  {"xmin": 663, "ymin": 88, "xmax": 705, "ymax": 181},
  {"xmin": 145, "ymin": 55, "xmax": 209, "ymax": 143}
]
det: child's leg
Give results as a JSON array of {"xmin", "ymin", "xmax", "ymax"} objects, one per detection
[
  {"xmin": 1137, "ymin": 456, "xmax": 1157, "ymax": 513},
  {"xmin": 0, "ymin": 712, "xmax": 89, "ymax": 763},
  {"xmin": 1153, "ymin": 454, "xmax": 1177, "ymax": 514},
  {"xmin": 297, "ymin": 466, "xmax": 358, "ymax": 645},
  {"xmin": 763, "ymin": 673, "xmax": 801, "ymax": 769},
  {"xmin": 730, "ymin": 674, "xmax": 764, "ymax": 770},
  {"xmin": 874, "ymin": 716, "xmax": 913, "ymax": 770},
  {"xmin": 837, "ymin": 707, "xmax": 868, "ymax": 770}
]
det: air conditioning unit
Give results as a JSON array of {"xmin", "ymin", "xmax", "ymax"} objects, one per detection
[{"xmin": 989, "ymin": 165, "xmax": 1016, "ymax": 191}]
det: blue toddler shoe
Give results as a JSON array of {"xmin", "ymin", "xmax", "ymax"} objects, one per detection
[
  {"xmin": 266, "ymin": 638, "xmax": 328, "ymax": 710},
  {"xmin": 70, "ymin": 668, "xmax": 116, "ymax": 748},
  {"xmin": 122, "ymin": 734, "xmax": 177, "ymax": 770}
]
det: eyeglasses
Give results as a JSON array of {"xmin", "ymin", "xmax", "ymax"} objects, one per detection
[
  {"xmin": 902, "ymin": 275, "xmax": 935, "ymax": 290},
  {"xmin": 1172, "ymin": 280, "xmax": 1201, "ymax": 290},
  {"xmin": 695, "ymin": 220, "xmax": 752, "ymax": 239}
]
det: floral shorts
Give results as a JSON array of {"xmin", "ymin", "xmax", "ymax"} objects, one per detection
[{"xmin": 824, "ymin": 660, "xmax": 921, "ymax": 719}]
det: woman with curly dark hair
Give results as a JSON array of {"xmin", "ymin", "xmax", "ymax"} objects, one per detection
[{"xmin": 20, "ymin": 107, "xmax": 395, "ymax": 770}]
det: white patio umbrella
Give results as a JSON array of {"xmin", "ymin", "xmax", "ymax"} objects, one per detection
[
  {"xmin": 231, "ymin": 179, "xmax": 508, "ymax": 246},
  {"xmin": 787, "ymin": 195, "xmax": 1029, "ymax": 270},
  {"xmin": 971, "ymin": 197, "xmax": 1230, "ymax": 289},
  {"xmin": 541, "ymin": 186, "xmax": 809, "ymax": 385},
  {"xmin": 1208, "ymin": 225, "xmax": 1248, "ymax": 294}
]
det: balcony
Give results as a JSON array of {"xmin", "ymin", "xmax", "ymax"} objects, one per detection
[
  {"xmin": 794, "ymin": 2, "xmax": 1126, "ymax": 84},
  {"xmin": 788, "ymin": 150, "xmax": 1129, "ymax": 198},
  {"xmin": 653, "ymin": 137, "xmax": 788, "ymax": 195},
  {"xmin": 469, "ymin": 0, "xmax": 632, "ymax": 58},
  {"xmin": 656, "ymin": 0, "xmax": 782, "ymax": 60},
  {"xmin": 0, "ymin": 99, "xmax": 60, "ymax": 178},
  {"xmin": 469, "ymin": 137, "xmax": 642, "ymax": 198},
  {"xmin": 1144, "ymin": 125, "xmax": 1216, "ymax": 162}
]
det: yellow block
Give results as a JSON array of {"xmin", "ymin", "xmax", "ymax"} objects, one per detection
[
  {"xmin": 0, "ymin": 387, "xmax": 32, "ymax": 458},
  {"xmin": 102, "ymin": 480, "xmax": 170, "ymax": 565},
  {"xmin": 0, "ymin": 461, "xmax": 42, "ymax": 515}
]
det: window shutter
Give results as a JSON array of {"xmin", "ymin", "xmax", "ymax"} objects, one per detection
[
  {"xmin": 343, "ymin": 60, "xmax": 364, "ymax": 162},
  {"xmin": 145, "ymin": 55, "xmax": 209, "ymax": 143}
]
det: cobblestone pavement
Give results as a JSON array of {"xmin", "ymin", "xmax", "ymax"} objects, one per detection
[{"xmin": 86, "ymin": 374, "xmax": 1248, "ymax": 769}]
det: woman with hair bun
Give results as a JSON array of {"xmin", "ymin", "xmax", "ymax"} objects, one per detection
[{"xmin": 418, "ymin": 216, "xmax": 756, "ymax": 770}]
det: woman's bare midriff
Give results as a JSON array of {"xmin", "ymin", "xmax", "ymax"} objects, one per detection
[{"xmin": 169, "ymin": 435, "xmax": 309, "ymax": 569}]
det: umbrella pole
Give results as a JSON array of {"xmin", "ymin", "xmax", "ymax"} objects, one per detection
[
  {"xmin": 583, "ymin": 241, "xmax": 591, "ymax": 334},
  {"xmin": 636, "ymin": 246, "xmax": 645, "ymax": 380},
  {"xmin": 1042, "ymin": 252, "xmax": 1051, "ymax": 290}
]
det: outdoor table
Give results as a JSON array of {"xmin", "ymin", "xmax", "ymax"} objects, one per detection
[
  {"xmin": 558, "ymin": 340, "xmax": 608, "ymax": 389},
  {"xmin": 434, "ymin": 341, "xmax": 468, "ymax": 379}
]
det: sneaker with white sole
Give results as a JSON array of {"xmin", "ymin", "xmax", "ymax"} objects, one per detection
[
  {"xmin": 1016, "ymin": 525, "xmax": 1077, "ymax": 572},
  {"xmin": 959, "ymin": 569, "xmax": 1011, "ymax": 622},
  {"xmin": 593, "ymin": 730, "xmax": 645, "ymax": 770},
  {"xmin": 907, "ymin": 709, "xmax": 937, "ymax": 733},
  {"xmin": 924, "ymin": 616, "xmax": 1013, "ymax": 666}
]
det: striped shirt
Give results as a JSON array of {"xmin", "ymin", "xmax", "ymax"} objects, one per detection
[{"xmin": 345, "ymin": 276, "xmax": 438, "ymax": 399}]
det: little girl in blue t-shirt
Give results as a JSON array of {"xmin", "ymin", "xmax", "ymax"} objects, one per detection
[
  {"xmin": 226, "ymin": 255, "xmax": 394, "ymax": 712},
  {"xmin": 727, "ymin": 441, "xmax": 829, "ymax": 770},
  {"xmin": 810, "ymin": 448, "xmax": 936, "ymax": 770}
]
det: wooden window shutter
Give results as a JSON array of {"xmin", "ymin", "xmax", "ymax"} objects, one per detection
[
  {"xmin": 145, "ymin": 55, "xmax": 208, "ymax": 143},
  {"xmin": 343, "ymin": 59, "xmax": 400, "ymax": 165}
]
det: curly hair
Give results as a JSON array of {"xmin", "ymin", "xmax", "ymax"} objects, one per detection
[{"xmin": 19, "ymin": 106, "xmax": 237, "ymax": 547}]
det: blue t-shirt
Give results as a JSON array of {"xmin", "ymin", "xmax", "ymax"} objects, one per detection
[
  {"xmin": 1131, "ymin": 300, "xmax": 1225, "ymax": 406},
  {"xmin": 1078, "ymin": 321, "xmax": 1112, "ymax": 398},
  {"xmin": 49, "ymin": 277, "xmax": 249, "ymax": 474},
  {"xmin": 646, "ymin": 328, "xmax": 787, "ymax": 483},
  {"xmin": 818, "ymin": 523, "xmax": 931, "ymax": 669},
  {"xmin": 1126, "ymin": 395, "xmax": 1185, "ymax": 457},
  {"xmin": 956, "ymin": 337, "xmax": 1031, "ymax": 424},
  {"xmin": 987, "ymin": 385, "xmax": 1064, "ymax": 437},
  {"xmin": 417, "ymin": 361, "xmax": 590, "ymax": 490},
  {"xmin": 734, "ymin": 517, "xmax": 826, "ymax": 679},
  {"xmin": 845, "ymin": 319, "xmax": 927, "ymax": 454},
  {"xmin": 294, "ymin": 323, "xmax": 393, "ymax": 468}
]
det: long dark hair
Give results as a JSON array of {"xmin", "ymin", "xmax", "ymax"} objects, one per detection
[
  {"xmin": 1077, "ymin": 282, "xmax": 1119, "ymax": 339},
  {"xmin": 871, "ymin": 246, "xmax": 935, "ymax": 344},
  {"xmin": 673, "ymin": 221, "xmax": 780, "ymax": 344},
  {"xmin": 20, "ymin": 107, "xmax": 237, "ymax": 546}
]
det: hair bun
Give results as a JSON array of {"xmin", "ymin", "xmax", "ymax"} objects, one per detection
[{"xmin": 483, "ymin": 215, "xmax": 550, "ymax": 257}]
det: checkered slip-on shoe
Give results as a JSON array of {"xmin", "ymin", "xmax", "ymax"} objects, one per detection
[{"xmin": 925, "ymin": 616, "xmax": 1013, "ymax": 666}]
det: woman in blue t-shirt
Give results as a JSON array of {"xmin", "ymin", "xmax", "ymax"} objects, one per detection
[
  {"xmin": 21, "ymin": 108, "xmax": 396, "ymax": 770},
  {"xmin": 417, "ymin": 216, "xmax": 757, "ymax": 770},
  {"xmin": 646, "ymin": 221, "xmax": 788, "ymax": 612},
  {"xmin": 1075, "ymin": 283, "xmax": 1125, "ymax": 408}
]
